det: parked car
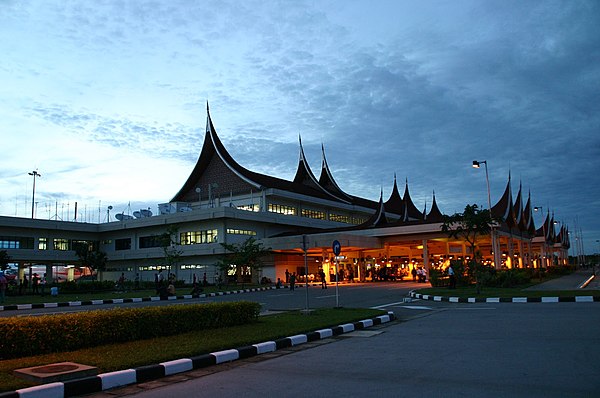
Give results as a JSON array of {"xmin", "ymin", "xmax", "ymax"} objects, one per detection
[{"xmin": 3, "ymin": 268, "xmax": 18, "ymax": 285}]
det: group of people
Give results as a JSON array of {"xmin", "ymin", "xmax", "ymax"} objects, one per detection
[{"xmin": 411, "ymin": 267, "xmax": 428, "ymax": 283}]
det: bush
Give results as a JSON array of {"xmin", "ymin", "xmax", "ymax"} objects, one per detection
[{"xmin": 0, "ymin": 301, "xmax": 261, "ymax": 360}]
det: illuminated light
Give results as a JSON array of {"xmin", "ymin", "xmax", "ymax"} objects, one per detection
[{"xmin": 416, "ymin": 245, "xmax": 424, "ymax": 249}]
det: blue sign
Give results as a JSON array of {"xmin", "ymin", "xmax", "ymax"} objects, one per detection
[{"xmin": 332, "ymin": 240, "xmax": 341, "ymax": 256}]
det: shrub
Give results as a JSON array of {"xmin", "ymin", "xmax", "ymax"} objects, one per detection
[{"xmin": 0, "ymin": 301, "xmax": 260, "ymax": 359}]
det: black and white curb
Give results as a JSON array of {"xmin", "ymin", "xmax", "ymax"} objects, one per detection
[
  {"xmin": 0, "ymin": 286, "xmax": 280, "ymax": 312},
  {"xmin": 0, "ymin": 312, "xmax": 395, "ymax": 398},
  {"xmin": 409, "ymin": 291, "xmax": 600, "ymax": 303}
]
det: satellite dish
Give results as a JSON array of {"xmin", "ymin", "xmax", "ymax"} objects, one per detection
[
  {"xmin": 115, "ymin": 213, "xmax": 134, "ymax": 221},
  {"xmin": 140, "ymin": 209, "xmax": 152, "ymax": 217},
  {"xmin": 133, "ymin": 211, "xmax": 142, "ymax": 218}
]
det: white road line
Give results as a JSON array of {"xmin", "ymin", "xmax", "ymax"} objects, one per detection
[{"xmin": 371, "ymin": 301, "xmax": 407, "ymax": 309}]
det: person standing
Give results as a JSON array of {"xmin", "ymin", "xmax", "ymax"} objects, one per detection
[
  {"xmin": 32, "ymin": 273, "xmax": 40, "ymax": 294},
  {"xmin": 289, "ymin": 272, "xmax": 296, "ymax": 291},
  {"xmin": 20, "ymin": 275, "xmax": 28, "ymax": 295},
  {"xmin": 319, "ymin": 269, "xmax": 327, "ymax": 289},
  {"xmin": 448, "ymin": 264, "xmax": 456, "ymax": 289},
  {"xmin": 285, "ymin": 269, "xmax": 290, "ymax": 284}
]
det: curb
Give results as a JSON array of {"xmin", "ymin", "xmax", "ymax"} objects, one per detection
[
  {"xmin": 0, "ymin": 286, "xmax": 280, "ymax": 312},
  {"xmin": 409, "ymin": 291, "xmax": 600, "ymax": 303},
  {"xmin": 0, "ymin": 312, "xmax": 395, "ymax": 398}
]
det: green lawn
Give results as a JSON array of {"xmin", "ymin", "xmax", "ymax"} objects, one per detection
[
  {"xmin": 0, "ymin": 307, "xmax": 386, "ymax": 392},
  {"xmin": 2, "ymin": 284, "xmax": 264, "ymax": 305}
]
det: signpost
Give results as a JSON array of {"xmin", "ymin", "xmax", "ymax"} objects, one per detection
[{"xmin": 332, "ymin": 240, "xmax": 341, "ymax": 307}]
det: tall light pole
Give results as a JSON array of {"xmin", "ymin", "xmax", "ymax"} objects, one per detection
[
  {"xmin": 534, "ymin": 206, "xmax": 546, "ymax": 270},
  {"xmin": 472, "ymin": 160, "xmax": 499, "ymax": 268},
  {"xmin": 28, "ymin": 170, "xmax": 41, "ymax": 219}
]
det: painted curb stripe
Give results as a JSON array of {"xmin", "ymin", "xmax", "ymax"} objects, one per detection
[
  {"xmin": 99, "ymin": 369, "xmax": 137, "ymax": 390},
  {"xmin": 3, "ymin": 313, "xmax": 395, "ymax": 397},
  {"xmin": 161, "ymin": 359, "xmax": 193, "ymax": 376},
  {"xmin": 16, "ymin": 382, "xmax": 63, "ymax": 398},
  {"xmin": 253, "ymin": 341, "xmax": 276, "ymax": 354}
]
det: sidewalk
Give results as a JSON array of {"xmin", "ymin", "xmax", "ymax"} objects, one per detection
[
  {"xmin": 524, "ymin": 268, "xmax": 599, "ymax": 291},
  {"xmin": 410, "ymin": 268, "xmax": 600, "ymax": 303}
]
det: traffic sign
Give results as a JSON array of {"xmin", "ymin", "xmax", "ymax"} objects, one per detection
[{"xmin": 332, "ymin": 240, "xmax": 341, "ymax": 256}]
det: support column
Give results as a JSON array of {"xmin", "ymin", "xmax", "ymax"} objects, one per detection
[{"xmin": 422, "ymin": 240, "xmax": 429, "ymax": 272}]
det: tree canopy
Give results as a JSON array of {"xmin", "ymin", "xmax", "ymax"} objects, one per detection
[
  {"xmin": 73, "ymin": 242, "xmax": 107, "ymax": 276},
  {"xmin": 0, "ymin": 250, "xmax": 10, "ymax": 271},
  {"xmin": 218, "ymin": 237, "xmax": 271, "ymax": 284},
  {"xmin": 441, "ymin": 204, "xmax": 500, "ymax": 293}
]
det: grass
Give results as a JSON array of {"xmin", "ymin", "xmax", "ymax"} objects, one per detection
[
  {"xmin": 0, "ymin": 307, "xmax": 385, "ymax": 392},
  {"xmin": 2, "ymin": 284, "xmax": 264, "ymax": 305}
]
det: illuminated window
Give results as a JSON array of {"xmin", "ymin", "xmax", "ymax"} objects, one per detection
[
  {"xmin": 329, "ymin": 213, "xmax": 351, "ymax": 223},
  {"xmin": 237, "ymin": 204, "xmax": 260, "ymax": 212},
  {"xmin": 268, "ymin": 203, "xmax": 296, "ymax": 215},
  {"xmin": 38, "ymin": 237, "xmax": 47, "ymax": 250},
  {"xmin": 180, "ymin": 229, "xmax": 218, "ymax": 245},
  {"xmin": 301, "ymin": 209, "xmax": 325, "ymax": 220},
  {"xmin": 53, "ymin": 238, "xmax": 69, "ymax": 251},
  {"xmin": 226, "ymin": 229, "xmax": 256, "ymax": 236}
]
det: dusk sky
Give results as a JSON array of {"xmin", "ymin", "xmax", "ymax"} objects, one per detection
[{"xmin": 1, "ymin": 1, "xmax": 598, "ymax": 255}]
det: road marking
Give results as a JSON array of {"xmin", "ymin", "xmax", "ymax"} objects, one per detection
[
  {"xmin": 371, "ymin": 301, "xmax": 407, "ymax": 309},
  {"xmin": 398, "ymin": 305, "xmax": 433, "ymax": 310},
  {"xmin": 316, "ymin": 295, "xmax": 338, "ymax": 299}
]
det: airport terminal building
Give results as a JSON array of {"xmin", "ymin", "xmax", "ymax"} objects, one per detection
[{"xmin": 0, "ymin": 107, "xmax": 570, "ymax": 285}]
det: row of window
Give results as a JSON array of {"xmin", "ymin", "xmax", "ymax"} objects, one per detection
[
  {"xmin": 267, "ymin": 203, "xmax": 367, "ymax": 224},
  {"xmin": 0, "ymin": 236, "xmax": 97, "ymax": 251}
]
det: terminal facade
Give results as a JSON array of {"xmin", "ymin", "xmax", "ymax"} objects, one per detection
[{"xmin": 0, "ymin": 107, "xmax": 570, "ymax": 285}]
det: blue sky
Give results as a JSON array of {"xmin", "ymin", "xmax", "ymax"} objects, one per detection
[{"xmin": 1, "ymin": 0, "xmax": 599, "ymax": 255}]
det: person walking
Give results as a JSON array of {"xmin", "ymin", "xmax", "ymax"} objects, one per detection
[
  {"xmin": 319, "ymin": 269, "xmax": 327, "ymax": 289},
  {"xmin": 448, "ymin": 264, "xmax": 456, "ymax": 289}
]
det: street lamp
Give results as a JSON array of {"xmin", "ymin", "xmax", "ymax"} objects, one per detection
[
  {"xmin": 28, "ymin": 170, "xmax": 41, "ymax": 219},
  {"xmin": 472, "ymin": 160, "xmax": 500, "ymax": 268},
  {"xmin": 534, "ymin": 206, "xmax": 546, "ymax": 270}
]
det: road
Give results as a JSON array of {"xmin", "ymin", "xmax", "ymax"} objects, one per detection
[
  {"xmin": 0, "ymin": 281, "xmax": 421, "ymax": 318},
  {"xmin": 99, "ymin": 301, "xmax": 600, "ymax": 398}
]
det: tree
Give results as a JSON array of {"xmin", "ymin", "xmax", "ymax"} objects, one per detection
[
  {"xmin": 158, "ymin": 225, "xmax": 182, "ymax": 278},
  {"xmin": 441, "ymin": 204, "xmax": 499, "ymax": 294},
  {"xmin": 73, "ymin": 242, "xmax": 107, "ymax": 278},
  {"xmin": 218, "ymin": 237, "xmax": 271, "ymax": 286},
  {"xmin": 0, "ymin": 250, "xmax": 10, "ymax": 271}
]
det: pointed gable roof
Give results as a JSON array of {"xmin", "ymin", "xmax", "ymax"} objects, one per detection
[
  {"xmin": 535, "ymin": 209, "xmax": 550, "ymax": 241},
  {"xmin": 402, "ymin": 179, "xmax": 424, "ymax": 221},
  {"xmin": 491, "ymin": 173, "xmax": 518, "ymax": 229},
  {"xmin": 523, "ymin": 192, "xmax": 537, "ymax": 236},
  {"xmin": 384, "ymin": 174, "xmax": 404, "ymax": 216},
  {"xmin": 425, "ymin": 191, "xmax": 444, "ymax": 223},
  {"xmin": 318, "ymin": 144, "xmax": 353, "ymax": 202},
  {"xmin": 172, "ymin": 106, "xmax": 366, "ymax": 205},
  {"xmin": 292, "ymin": 137, "xmax": 352, "ymax": 204},
  {"xmin": 293, "ymin": 136, "xmax": 321, "ymax": 189},
  {"xmin": 358, "ymin": 190, "xmax": 389, "ymax": 228}
]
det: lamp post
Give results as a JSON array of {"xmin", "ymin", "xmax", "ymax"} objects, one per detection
[
  {"xmin": 28, "ymin": 170, "xmax": 41, "ymax": 219},
  {"xmin": 534, "ymin": 206, "xmax": 546, "ymax": 270},
  {"xmin": 472, "ymin": 160, "xmax": 499, "ymax": 268}
]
